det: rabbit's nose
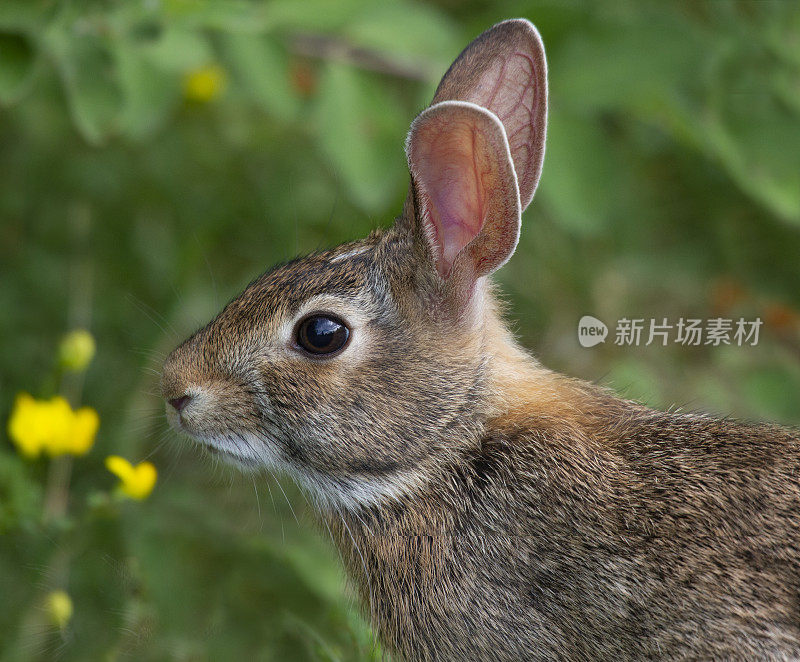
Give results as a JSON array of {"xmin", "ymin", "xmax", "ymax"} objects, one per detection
[{"xmin": 169, "ymin": 395, "xmax": 191, "ymax": 412}]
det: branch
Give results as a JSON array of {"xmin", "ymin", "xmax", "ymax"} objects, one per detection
[{"xmin": 290, "ymin": 32, "xmax": 435, "ymax": 82}]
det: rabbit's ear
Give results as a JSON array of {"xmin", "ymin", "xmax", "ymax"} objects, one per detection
[
  {"xmin": 431, "ymin": 18, "xmax": 547, "ymax": 211},
  {"xmin": 406, "ymin": 100, "xmax": 520, "ymax": 282}
]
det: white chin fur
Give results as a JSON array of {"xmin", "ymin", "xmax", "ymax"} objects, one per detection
[
  {"xmin": 189, "ymin": 430, "xmax": 282, "ymax": 471},
  {"xmin": 297, "ymin": 469, "xmax": 420, "ymax": 512},
  {"xmin": 190, "ymin": 430, "xmax": 419, "ymax": 511}
]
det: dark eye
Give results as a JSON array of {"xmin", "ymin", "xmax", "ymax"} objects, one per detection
[{"xmin": 296, "ymin": 314, "xmax": 350, "ymax": 356}]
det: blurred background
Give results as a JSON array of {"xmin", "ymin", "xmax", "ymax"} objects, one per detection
[{"xmin": 1, "ymin": 1, "xmax": 799, "ymax": 660}]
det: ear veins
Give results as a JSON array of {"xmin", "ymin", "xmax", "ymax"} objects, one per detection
[
  {"xmin": 430, "ymin": 19, "xmax": 548, "ymax": 210},
  {"xmin": 490, "ymin": 52, "xmax": 543, "ymax": 204},
  {"xmin": 469, "ymin": 123, "xmax": 488, "ymax": 269},
  {"xmin": 475, "ymin": 51, "xmax": 543, "ymax": 209}
]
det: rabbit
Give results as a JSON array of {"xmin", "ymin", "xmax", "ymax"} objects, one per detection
[{"xmin": 162, "ymin": 18, "xmax": 800, "ymax": 662}]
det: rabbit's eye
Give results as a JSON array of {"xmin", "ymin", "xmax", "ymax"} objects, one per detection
[{"xmin": 296, "ymin": 314, "xmax": 350, "ymax": 356}]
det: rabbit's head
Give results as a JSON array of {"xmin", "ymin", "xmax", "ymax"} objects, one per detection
[{"xmin": 162, "ymin": 19, "xmax": 547, "ymax": 509}]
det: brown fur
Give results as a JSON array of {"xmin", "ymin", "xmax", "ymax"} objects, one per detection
[
  {"xmin": 327, "ymin": 275, "xmax": 800, "ymax": 659},
  {"xmin": 163, "ymin": 19, "xmax": 800, "ymax": 661}
]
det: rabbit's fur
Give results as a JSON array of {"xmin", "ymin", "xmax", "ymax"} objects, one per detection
[{"xmin": 163, "ymin": 19, "xmax": 800, "ymax": 661}]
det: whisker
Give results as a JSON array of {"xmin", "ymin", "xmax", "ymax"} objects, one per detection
[
  {"xmin": 250, "ymin": 474, "xmax": 263, "ymax": 530},
  {"xmin": 274, "ymin": 476, "xmax": 300, "ymax": 529},
  {"xmin": 193, "ymin": 231, "xmax": 219, "ymax": 311},
  {"xmin": 337, "ymin": 508, "xmax": 376, "ymax": 637},
  {"xmin": 124, "ymin": 293, "xmax": 179, "ymax": 339}
]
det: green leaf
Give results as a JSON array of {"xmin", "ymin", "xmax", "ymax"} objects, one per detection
[
  {"xmin": 160, "ymin": 0, "xmax": 372, "ymax": 33},
  {"xmin": 162, "ymin": 0, "xmax": 275, "ymax": 32},
  {"xmin": 315, "ymin": 62, "xmax": 405, "ymax": 213},
  {"xmin": 695, "ymin": 42, "xmax": 800, "ymax": 225},
  {"xmin": 695, "ymin": 106, "xmax": 800, "ymax": 226},
  {"xmin": 344, "ymin": 3, "xmax": 459, "ymax": 81},
  {"xmin": 554, "ymin": 7, "xmax": 800, "ymax": 226},
  {"xmin": 553, "ymin": 15, "xmax": 703, "ymax": 116},
  {"xmin": 138, "ymin": 27, "xmax": 213, "ymax": 73},
  {"xmin": 44, "ymin": 24, "xmax": 123, "ymax": 144},
  {"xmin": 114, "ymin": 42, "xmax": 181, "ymax": 140},
  {"xmin": 258, "ymin": 0, "xmax": 373, "ymax": 33},
  {"xmin": 538, "ymin": 111, "xmax": 617, "ymax": 236},
  {"xmin": 0, "ymin": 31, "xmax": 37, "ymax": 105},
  {"xmin": 0, "ymin": 449, "xmax": 42, "ymax": 533},
  {"xmin": 220, "ymin": 33, "xmax": 299, "ymax": 121},
  {"xmin": 0, "ymin": 0, "xmax": 57, "ymax": 31}
]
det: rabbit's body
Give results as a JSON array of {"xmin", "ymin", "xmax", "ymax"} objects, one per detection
[
  {"xmin": 329, "ymin": 312, "xmax": 800, "ymax": 660},
  {"xmin": 163, "ymin": 19, "xmax": 800, "ymax": 660},
  {"xmin": 317, "ymin": 229, "xmax": 800, "ymax": 660}
]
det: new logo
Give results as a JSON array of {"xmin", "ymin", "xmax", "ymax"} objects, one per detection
[{"xmin": 578, "ymin": 315, "xmax": 608, "ymax": 348}]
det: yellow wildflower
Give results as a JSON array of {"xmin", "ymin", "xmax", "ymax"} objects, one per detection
[
  {"xmin": 68, "ymin": 407, "xmax": 100, "ymax": 455},
  {"xmin": 105, "ymin": 456, "xmax": 157, "ymax": 500},
  {"xmin": 7, "ymin": 393, "xmax": 99, "ymax": 458},
  {"xmin": 58, "ymin": 329, "xmax": 96, "ymax": 372},
  {"xmin": 184, "ymin": 64, "xmax": 226, "ymax": 103},
  {"xmin": 45, "ymin": 590, "xmax": 73, "ymax": 629}
]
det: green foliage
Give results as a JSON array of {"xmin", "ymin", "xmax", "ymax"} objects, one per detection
[
  {"xmin": 1, "ymin": 0, "xmax": 799, "ymax": 660},
  {"xmin": 0, "ymin": 451, "xmax": 43, "ymax": 533}
]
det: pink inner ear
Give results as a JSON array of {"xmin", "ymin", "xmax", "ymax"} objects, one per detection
[
  {"xmin": 416, "ymin": 122, "xmax": 491, "ymax": 276},
  {"xmin": 407, "ymin": 101, "xmax": 520, "ymax": 283}
]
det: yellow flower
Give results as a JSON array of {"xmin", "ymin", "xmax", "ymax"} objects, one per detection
[
  {"xmin": 105, "ymin": 456, "xmax": 157, "ymax": 500},
  {"xmin": 69, "ymin": 407, "xmax": 100, "ymax": 455},
  {"xmin": 45, "ymin": 590, "xmax": 73, "ymax": 629},
  {"xmin": 184, "ymin": 64, "xmax": 226, "ymax": 103},
  {"xmin": 7, "ymin": 393, "xmax": 99, "ymax": 458},
  {"xmin": 58, "ymin": 329, "xmax": 96, "ymax": 372}
]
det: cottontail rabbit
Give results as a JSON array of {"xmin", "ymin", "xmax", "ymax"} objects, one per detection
[{"xmin": 162, "ymin": 19, "xmax": 800, "ymax": 661}]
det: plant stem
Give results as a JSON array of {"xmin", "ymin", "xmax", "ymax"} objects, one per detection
[
  {"xmin": 41, "ymin": 203, "xmax": 93, "ymax": 525},
  {"xmin": 43, "ymin": 457, "xmax": 73, "ymax": 524}
]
